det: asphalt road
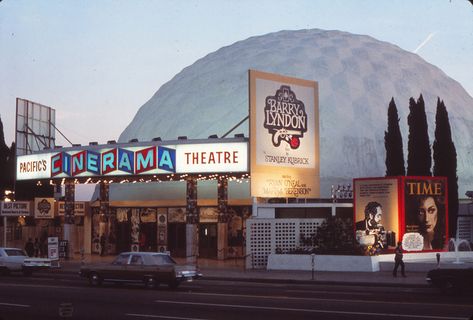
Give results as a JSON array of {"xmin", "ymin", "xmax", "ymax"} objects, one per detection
[{"xmin": 0, "ymin": 273, "xmax": 472, "ymax": 320}]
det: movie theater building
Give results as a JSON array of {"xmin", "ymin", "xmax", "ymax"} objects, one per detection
[{"xmin": 11, "ymin": 71, "xmax": 355, "ymax": 266}]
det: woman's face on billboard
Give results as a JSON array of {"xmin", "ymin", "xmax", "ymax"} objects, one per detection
[{"xmin": 418, "ymin": 196, "xmax": 438, "ymax": 233}]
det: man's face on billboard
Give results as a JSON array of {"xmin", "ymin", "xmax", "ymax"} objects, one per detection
[
  {"xmin": 369, "ymin": 206, "xmax": 382, "ymax": 226},
  {"xmin": 374, "ymin": 207, "xmax": 383, "ymax": 224}
]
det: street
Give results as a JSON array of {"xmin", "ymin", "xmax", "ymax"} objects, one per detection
[{"xmin": 0, "ymin": 273, "xmax": 472, "ymax": 320}]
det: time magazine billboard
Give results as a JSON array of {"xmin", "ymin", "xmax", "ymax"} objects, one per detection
[
  {"xmin": 354, "ymin": 176, "xmax": 448, "ymax": 254},
  {"xmin": 403, "ymin": 177, "xmax": 448, "ymax": 251},
  {"xmin": 249, "ymin": 70, "xmax": 320, "ymax": 198}
]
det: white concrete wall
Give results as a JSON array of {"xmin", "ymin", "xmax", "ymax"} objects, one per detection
[
  {"xmin": 256, "ymin": 207, "xmax": 275, "ymax": 219},
  {"xmin": 267, "ymin": 254, "xmax": 381, "ymax": 272},
  {"xmin": 267, "ymin": 251, "xmax": 473, "ymax": 272}
]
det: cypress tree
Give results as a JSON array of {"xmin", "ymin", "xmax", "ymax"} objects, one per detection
[
  {"xmin": 433, "ymin": 99, "xmax": 458, "ymax": 238},
  {"xmin": 407, "ymin": 94, "xmax": 432, "ymax": 176},
  {"xmin": 385, "ymin": 98, "xmax": 405, "ymax": 176}
]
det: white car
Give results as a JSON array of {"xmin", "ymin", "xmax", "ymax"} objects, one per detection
[{"xmin": 0, "ymin": 247, "xmax": 53, "ymax": 276}]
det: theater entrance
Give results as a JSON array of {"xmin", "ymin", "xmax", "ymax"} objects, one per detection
[
  {"xmin": 199, "ymin": 223, "xmax": 217, "ymax": 259},
  {"xmin": 168, "ymin": 223, "xmax": 186, "ymax": 257}
]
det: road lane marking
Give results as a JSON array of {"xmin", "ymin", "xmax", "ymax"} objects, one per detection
[
  {"xmin": 0, "ymin": 283, "xmax": 83, "ymax": 290},
  {"xmin": 0, "ymin": 302, "xmax": 30, "ymax": 308},
  {"xmin": 153, "ymin": 300, "xmax": 469, "ymax": 320},
  {"xmin": 181, "ymin": 291, "xmax": 473, "ymax": 308},
  {"xmin": 127, "ymin": 314, "xmax": 208, "ymax": 320},
  {"xmin": 286, "ymin": 289, "xmax": 374, "ymax": 296}
]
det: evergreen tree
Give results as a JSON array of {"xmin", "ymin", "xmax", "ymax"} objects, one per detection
[
  {"xmin": 0, "ymin": 117, "xmax": 10, "ymax": 195},
  {"xmin": 6, "ymin": 142, "xmax": 16, "ymax": 189},
  {"xmin": 433, "ymin": 99, "xmax": 458, "ymax": 238},
  {"xmin": 407, "ymin": 94, "xmax": 432, "ymax": 176},
  {"xmin": 384, "ymin": 98, "xmax": 405, "ymax": 176},
  {"xmin": 313, "ymin": 216, "xmax": 355, "ymax": 254}
]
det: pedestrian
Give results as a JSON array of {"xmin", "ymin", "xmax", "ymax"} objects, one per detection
[
  {"xmin": 24, "ymin": 238, "xmax": 35, "ymax": 257},
  {"xmin": 33, "ymin": 238, "xmax": 40, "ymax": 257},
  {"xmin": 39, "ymin": 234, "xmax": 47, "ymax": 258},
  {"xmin": 100, "ymin": 234, "xmax": 106, "ymax": 256},
  {"xmin": 393, "ymin": 241, "xmax": 406, "ymax": 277},
  {"xmin": 139, "ymin": 233, "xmax": 146, "ymax": 252}
]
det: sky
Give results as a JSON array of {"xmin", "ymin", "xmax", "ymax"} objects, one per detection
[{"xmin": 1, "ymin": 0, "xmax": 472, "ymax": 148}]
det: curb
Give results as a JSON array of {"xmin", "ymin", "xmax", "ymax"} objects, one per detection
[
  {"xmin": 202, "ymin": 275, "xmax": 430, "ymax": 288},
  {"xmin": 35, "ymin": 268, "xmax": 430, "ymax": 289}
]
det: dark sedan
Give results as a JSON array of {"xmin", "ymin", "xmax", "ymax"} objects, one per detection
[
  {"xmin": 79, "ymin": 252, "xmax": 202, "ymax": 289},
  {"xmin": 426, "ymin": 268, "xmax": 473, "ymax": 294}
]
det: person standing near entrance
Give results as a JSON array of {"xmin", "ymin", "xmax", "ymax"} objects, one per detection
[
  {"xmin": 100, "ymin": 234, "xmax": 107, "ymax": 256},
  {"xmin": 25, "ymin": 238, "xmax": 34, "ymax": 257},
  {"xmin": 33, "ymin": 238, "xmax": 40, "ymax": 257},
  {"xmin": 393, "ymin": 241, "xmax": 406, "ymax": 277},
  {"xmin": 139, "ymin": 233, "xmax": 146, "ymax": 252}
]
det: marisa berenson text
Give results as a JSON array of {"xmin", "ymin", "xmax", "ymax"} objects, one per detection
[{"xmin": 263, "ymin": 175, "xmax": 312, "ymax": 197}]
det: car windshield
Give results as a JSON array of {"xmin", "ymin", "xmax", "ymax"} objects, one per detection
[
  {"xmin": 112, "ymin": 254, "xmax": 130, "ymax": 265},
  {"xmin": 151, "ymin": 254, "xmax": 176, "ymax": 265},
  {"xmin": 5, "ymin": 249, "xmax": 27, "ymax": 257}
]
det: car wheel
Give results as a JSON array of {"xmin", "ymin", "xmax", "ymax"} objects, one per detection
[
  {"xmin": 144, "ymin": 277, "xmax": 158, "ymax": 289},
  {"xmin": 89, "ymin": 273, "xmax": 102, "ymax": 287},
  {"xmin": 168, "ymin": 280, "xmax": 180, "ymax": 290}
]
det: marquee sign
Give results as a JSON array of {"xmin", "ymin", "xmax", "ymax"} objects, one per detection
[
  {"xmin": 0, "ymin": 201, "xmax": 31, "ymax": 216},
  {"xmin": 58, "ymin": 201, "xmax": 86, "ymax": 216},
  {"xmin": 34, "ymin": 198, "xmax": 55, "ymax": 219},
  {"xmin": 17, "ymin": 142, "xmax": 248, "ymax": 181},
  {"xmin": 249, "ymin": 70, "xmax": 320, "ymax": 198}
]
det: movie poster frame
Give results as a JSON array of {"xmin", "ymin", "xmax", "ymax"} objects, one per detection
[
  {"xmin": 353, "ymin": 177, "xmax": 402, "ymax": 254},
  {"xmin": 400, "ymin": 176, "xmax": 449, "ymax": 252},
  {"xmin": 249, "ymin": 69, "xmax": 320, "ymax": 198}
]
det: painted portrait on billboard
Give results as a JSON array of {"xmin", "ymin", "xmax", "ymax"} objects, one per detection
[
  {"xmin": 403, "ymin": 177, "xmax": 448, "ymax": 251},
  {"xmin": 354, "ymin": 178, "xmax": 399, "ymax": 255}
]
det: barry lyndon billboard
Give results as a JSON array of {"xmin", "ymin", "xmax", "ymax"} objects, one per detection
[
  {"xmin": 16, "ymin": 142, "xmax": 248, "ymax": 181},
  {"xmin": 249, "ymin": 70, "xmax": 320, "ymax": 198},
  {"xmin": 354, "ymin": 176, "xmax": 448, "ymax": 255}
]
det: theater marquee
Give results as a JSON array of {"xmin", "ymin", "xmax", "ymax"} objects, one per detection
[
  {"xmin": 16, "ymin": 142, "xmax": 248, "ymax": 180},
  {"xmin": 249, "ymin": 70, "xmax": 320, "ymax": 198}
]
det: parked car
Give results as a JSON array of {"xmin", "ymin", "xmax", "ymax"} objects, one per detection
[
  {"xmin": 79, "ymin": 252, "xmax": 202, "ymax": 289},
  {"xmin": 426, "ymin": 268, "xmax": 473, "ymax": 294},
  {"xmin": 0, "ymin": 247, "xmax": 53, "ymax": 276}
]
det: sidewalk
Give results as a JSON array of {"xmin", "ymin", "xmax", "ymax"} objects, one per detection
[{"xmin": 52, "ymin": 253, "xmax": 430, "ymax": 288}]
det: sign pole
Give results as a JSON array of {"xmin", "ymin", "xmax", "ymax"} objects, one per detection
[{"xmin": 3, "ymin": 217, "xmax": 6, "ymax": 247}]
